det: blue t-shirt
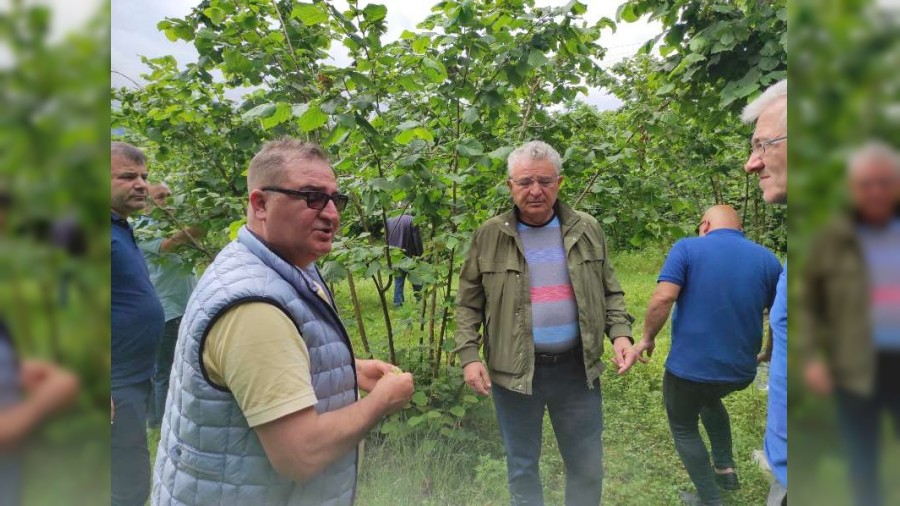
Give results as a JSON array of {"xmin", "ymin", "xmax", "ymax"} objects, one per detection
[
  {"xmin": 0, "ymin": 319, "xmax": 22, "ymax": 506},
  {"xmin": 765, "ymin": 263, "xmax": 788, "ymax": 487},
  {"xmin": 111, "ymin": 213, "xmax": 165, "ymax": 388},
  {"xmin": 659, "ymin": 229, "xmax": 782, "ymax": 383}
]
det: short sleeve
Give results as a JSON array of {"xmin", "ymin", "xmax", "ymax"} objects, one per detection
[
  {"xmin": 203, "ymin": 302, "xmax": 318, "ymax": 427},
  {"xmin": 658, "ymin": 240, "xmax": 689, "ymax": 286}
]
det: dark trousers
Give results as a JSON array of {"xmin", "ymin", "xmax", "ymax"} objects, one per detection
[
  {"xmin": 148, "ymin": 316, "xmax": 181, "ymax": 428},
  {"xmin": 492, "ymin": 356, "xmax": 604, "ymax": 506},
  {"xmin": 663, "ymin": 370, "xmax": 752, "ymax": 504},
  {"xmin": 834, "ymin": 352, "xmax": 900, "ymax": 506},
  {"xmin": 392, "ymin": 270, "xmax": 422, "ymax": 307},
  {"xmin": 112, "ymin": 380, "xmax": 151, "ymax": 506}
]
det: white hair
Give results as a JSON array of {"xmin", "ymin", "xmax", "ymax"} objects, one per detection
[
  {"xmin": 848, "ymin": 140, "xmax": 900, "ymax": 178},
  {"xmin": 507, "ymin": 140, "xmax": 563, "ymax": 177},
  {"xmin": 741, "ymin": 79, "xmax": 787, "ymax": 130}
]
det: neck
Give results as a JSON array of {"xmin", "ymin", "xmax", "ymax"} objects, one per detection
[{"xmin": 517, "ymin": 208, "xmax": 555, "ymax": 227}]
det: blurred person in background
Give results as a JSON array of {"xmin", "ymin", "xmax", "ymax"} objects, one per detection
[
  {"xmin": 111, "ymin": 142, "xmax": 165, "ymax": 506},
  {"xmin": 800, "ymin": 141, "xmax": 900, "ymax": 506},
  {"xmin": 741, "ymin": 79, "xmax": 788, "ymax": 506},
  {"xmin": 386, "ymin": 209, "xmax": 423, "ymax": 307},
  {"xmin": 1, "ymin": 189, "xmax": 79, "ymax": 506},
  {"xmin": 625, "ymin": 205, "xmax": 782, "ymax": 506},
  {"xmin": 135, "ymin": 182, "xmax": 203, "ymax": 429}
]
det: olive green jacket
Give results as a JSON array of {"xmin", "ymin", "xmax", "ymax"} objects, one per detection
[
  {"xmin": 453, "ymin": 201, "xmax": 634, "ymax": 395},
  {"xmin": 800, "ymin": 215, "xmax": 876, "ymax": 396}
]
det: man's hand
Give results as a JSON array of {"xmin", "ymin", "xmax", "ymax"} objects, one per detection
[
  {"xmin": 355, "ymin": 359, "xmax": 394, "ymax": 393},
  {"xmin": 611, "ymin": 336, "xmax": 635, "ymax": 375},
  {"xmin": 756, "ymin": 349, "xmax": 772, "ymax": 364},
  {"xmin": 619, "ymin": 338, "xmax": 654, "ymax": 374},
  {"xmin": 20, "ymin": 360, "xmax": 79, "ymax": 412},
  {"xmin": 369, "ymin": 371, "xmax": 414, "ymax": 416},
  {"xmin": 463, "ymin": 361, "xmax": 491, "ymax": 396},
  {"xmin": 804, "ymin": 360, "xmax": 833, "ymax": 396}
]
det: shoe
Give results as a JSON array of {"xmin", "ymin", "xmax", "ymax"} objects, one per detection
[
  {"xmin": 715, "ymin": 471, "xmax": 741, "ymax": 490},
  {"xmin": 679, "ymin": 491, "xmax": 723, "ymax": 506}
]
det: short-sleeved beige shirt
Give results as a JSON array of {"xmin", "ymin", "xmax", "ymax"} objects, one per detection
[{"xmin": 203, "ymin": 302, "xmax": 317, "ymax": 427}]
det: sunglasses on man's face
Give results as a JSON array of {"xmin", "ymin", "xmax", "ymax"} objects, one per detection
[{"xmin": 261, "ymin": 187, "xmax": 349, "ymax": 212}]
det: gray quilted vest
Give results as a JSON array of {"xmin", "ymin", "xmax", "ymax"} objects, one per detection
[{"xmin": 152, "ymin": 226, "xmax": 358, "ymax": 506}]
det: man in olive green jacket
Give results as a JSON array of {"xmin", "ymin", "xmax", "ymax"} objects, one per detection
[{"xmin": 454, "ymin": 140, "xmax": 635, "ymax": 506}]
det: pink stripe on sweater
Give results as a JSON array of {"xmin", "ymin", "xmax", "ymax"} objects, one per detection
[
  {"xmin": 530, "ymin": 284, "xmax": 575, "ymax": 303},
  {"xmin": 872, "ymin": 286, "xmax": 900, "ymax": 305}
]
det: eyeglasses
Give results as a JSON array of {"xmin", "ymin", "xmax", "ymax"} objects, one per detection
[
  {"xmin": 261, "ymin": 187, "xmax": 349, "ymax": 212},
  {"xmin": 509, "ymin": 176, "xmax": 559, "ymax": 188},
  {"xmin": 750, "ymin": 136, "xmax": 787, "ymax": 157}
]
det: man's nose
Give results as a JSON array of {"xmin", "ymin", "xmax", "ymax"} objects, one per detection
[
  {"xmin": 319, "ymin": 199, "xmax": 340, "ymax": 221},
  {"xmin": 744, "ymin": 153, "xmax": 764, "ymax": 174}
]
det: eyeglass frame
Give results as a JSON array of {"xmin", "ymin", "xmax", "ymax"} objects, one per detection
[
  {"xmin": 749, "ymin": 135, "xmax": 787, "ymax": 157},
  {"xmin": 508, "ymin": 176, "xmax": 561, "ymax": 188},
  {"xmin": 260, "ymin": 186, "xmax": 350, "ymax": 212}
]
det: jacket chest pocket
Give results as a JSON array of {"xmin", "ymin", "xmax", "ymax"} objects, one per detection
[
  {"xmin": 572, "ymin": 246, "xmax": 606, "ymax": 321},
  {"xmin": 479, "ymin": 259, "xmax": 524, "ymax": 304}
]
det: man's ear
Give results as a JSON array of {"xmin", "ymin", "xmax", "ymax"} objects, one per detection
[
  {"xmin": 248, "ymin": 189, "xmax": 268, "ymax": 220},
  {"xmin": 557, "ymin": 175, "xmax": 564, "ymax": 189}
]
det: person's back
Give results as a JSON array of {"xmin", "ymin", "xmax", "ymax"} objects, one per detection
[{"xmin": 662, "ymin": 228, "xmax": 782, "ymax": 383}]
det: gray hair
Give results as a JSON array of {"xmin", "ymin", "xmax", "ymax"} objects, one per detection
[
  {"xmin": 111, "ymin": 141, "xmax": 147, "ymax": 166},
  {"xmin": 741, "ymin": 79, "xmax": 787, "ymax": 131},
  {"xmin": 247, "ymin": 137, "xmax": 330, "ymax": 190},
  {"xmin": 848, "ymin": 140, "xmax": 900, "ymax": 178},
  {"xmin": 507, "ymin": 140, "xmax": 563, "ymax": 177}
]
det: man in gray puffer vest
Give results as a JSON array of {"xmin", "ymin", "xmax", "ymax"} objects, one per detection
[{"xmin": 152, "ymin": 138, "xmax": 414, "ymax": 506}]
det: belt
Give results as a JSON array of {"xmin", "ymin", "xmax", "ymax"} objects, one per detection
[{"xmin": 534, "ymin": 346, "xmax": 580, "ymax": 365}]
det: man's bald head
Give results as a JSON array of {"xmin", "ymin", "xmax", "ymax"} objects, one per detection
[{"xmin": 699, "ymin": 205, "xmax": 742, "ymax": 236}]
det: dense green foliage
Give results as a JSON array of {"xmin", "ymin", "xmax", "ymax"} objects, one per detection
[{"xmin": 113, "ymin": 0, "xmax": 786, "ymax": 386}]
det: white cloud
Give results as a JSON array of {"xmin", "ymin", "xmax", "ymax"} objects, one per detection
[{"xmin": 110, "ymin": 0, "xmax": 662, "ymax": 109}]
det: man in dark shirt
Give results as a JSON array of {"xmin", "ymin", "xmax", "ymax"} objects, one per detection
[
  {"xmin": 111, "ymin": 142, "xmax": 165, "ymax": 506},
  {"xmin": 623, "ymin": 205, "xmax": 782, "ymax": 506},
  {"xmin": 386, "ymin": 212, "xmax": 423, "ymax": 307}
]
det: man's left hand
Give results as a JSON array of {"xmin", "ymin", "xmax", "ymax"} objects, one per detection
[
  {"xmin": 611, "ymin": 336, "xmax": 635, "ymax": 375},
  {"xmin": 355, "ymin": 359, "xmax": 395, "ymax": 393}
]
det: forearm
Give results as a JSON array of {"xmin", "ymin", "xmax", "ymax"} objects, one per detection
[
  {"xmin": 273, "ymin": 393, "xmax": 387, "ymax": 482},
  {"xmin": 0, "ymin": 397, "xmax": 55, "ymax": 448},
  {"xmin": 642, "ymin": 298, "xmax": 674, "ymax": 343},
  {"xmin": 453, "ymin": 306, "xmax": 484, "ymax": 366}
]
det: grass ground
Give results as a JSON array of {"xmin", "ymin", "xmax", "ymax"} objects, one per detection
[{"xmin": 148, "ymin": 247, "xmax": 775, "ymax": 505}]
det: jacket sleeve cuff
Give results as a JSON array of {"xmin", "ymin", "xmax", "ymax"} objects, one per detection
[
  {"xmin": 456, "ymin": 347, "xmax": 482, "ymax": 367},
  {"xmin": 608, "ymin": 325, "xmax": 633, "ymax": 344}
]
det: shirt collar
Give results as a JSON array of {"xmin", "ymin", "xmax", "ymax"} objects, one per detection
[{"xmin": 705, "ymin": 228, "xmax": 745, "ymax": 238}]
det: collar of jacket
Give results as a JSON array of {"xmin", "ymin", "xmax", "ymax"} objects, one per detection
[{"xmin": 498, "ymin": 200, "xmax": 582, "ymax": 238}]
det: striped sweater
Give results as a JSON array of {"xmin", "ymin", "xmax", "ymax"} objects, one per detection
[{"xmin": 517, "ymin": 215, "xmax": 580, "ymax": 353}]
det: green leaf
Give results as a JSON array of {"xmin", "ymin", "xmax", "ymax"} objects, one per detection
[
  {"xmin": 456, "ymin": 138, "xmax": 484, "ymax": 157},
  {"xmin": 291, "ymin": 3, "xmax": 328, "ymax": 26},
  {"xmin": 461, "ymin": 106, "xmax": 479, "ymax": 124},
  {"xmin": 406, "ymin": 415, "xmax": 425, "ymax": 427},
  {"xmin": 362, "ymin": 4, "xmax": 387, "ymax": 23},
  {"xmin": 395, "ymin": 127, "xmax": 433, "ymax": 144},
  {"xmin": 297, "ymin": 104, "xmax": 328, "ymax": 132},
  {"xmin": 412, "ymin": 36, "xmax": 430, "ymax": 55},
  {"xmin": 655, "ymin": 83, "xmax": 675, "ymax": 96},
  {"xmin": 487, "ymin": 145, "xmax": 514, "ymax": 160},
  {"xmin": 241, "ymin": 103, "xmax": 275, "ymax": 122},
  {"xmin": 527, "ymin": 49, "xmax": 550, "ymax": 68},
  {"xmin": 260, "ymin": 103, "xmax": 292, "ymax": 129},
  {"xmin": 617, "ymin": 3, "xmax": 638, "ymax": 23},
  {"xmin": 421, "ymin": 57, "xmax": 448, "ymax": 83},
  {"xmin": 412, "ymin": 391, "xmax": 428, "ymax": 407},
  {"xmin": 202, "ymin": 6, "xmax": 226, "ymax": 26},
  {"xmin": 449, "ymin": 405, "xmax": 466, "ymax": 418}
]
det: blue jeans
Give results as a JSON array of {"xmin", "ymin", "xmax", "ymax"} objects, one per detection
[
  {"xmin": 148, "ymin": 316, "xmax": 180, "ymax": 428},
  {"xmin": 393, "ymin": 270, "xmax": 422, "ymax": 307},
  {"xmin": 834, "ymin": 352, "xmax": 900, "ymax": 506},
  {"xmin": 112, "ymin": 380, "xmax": 151, "ymax": 506},
  {"xmin": 492, "ymin": 355, "xmax": 604, "ymax": 506}
]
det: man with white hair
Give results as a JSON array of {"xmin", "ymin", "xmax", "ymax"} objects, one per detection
[
  {"xmin": 741, "ymin": 79, "xmax": 788, "ymax": 506},
  {"xmin": 454, "ymin": 140, "xmax": 635, "ymax": 505},
  {"xmin": 800, "ymin": 141, "xmax": 900, "ymax": 506}
]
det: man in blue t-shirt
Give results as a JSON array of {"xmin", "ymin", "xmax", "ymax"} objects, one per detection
[
  {"xmin": 625, "ymin": 205, "xmax": 781, "ymax": 506},
  {"xmin": 111, "ymin": 142, "xmax": 165, "ymax": 506}
]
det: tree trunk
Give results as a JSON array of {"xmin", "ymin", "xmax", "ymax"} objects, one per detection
[{"xmin": 346, "ymin": 273, "xmax": 372, "ymax": 358}]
